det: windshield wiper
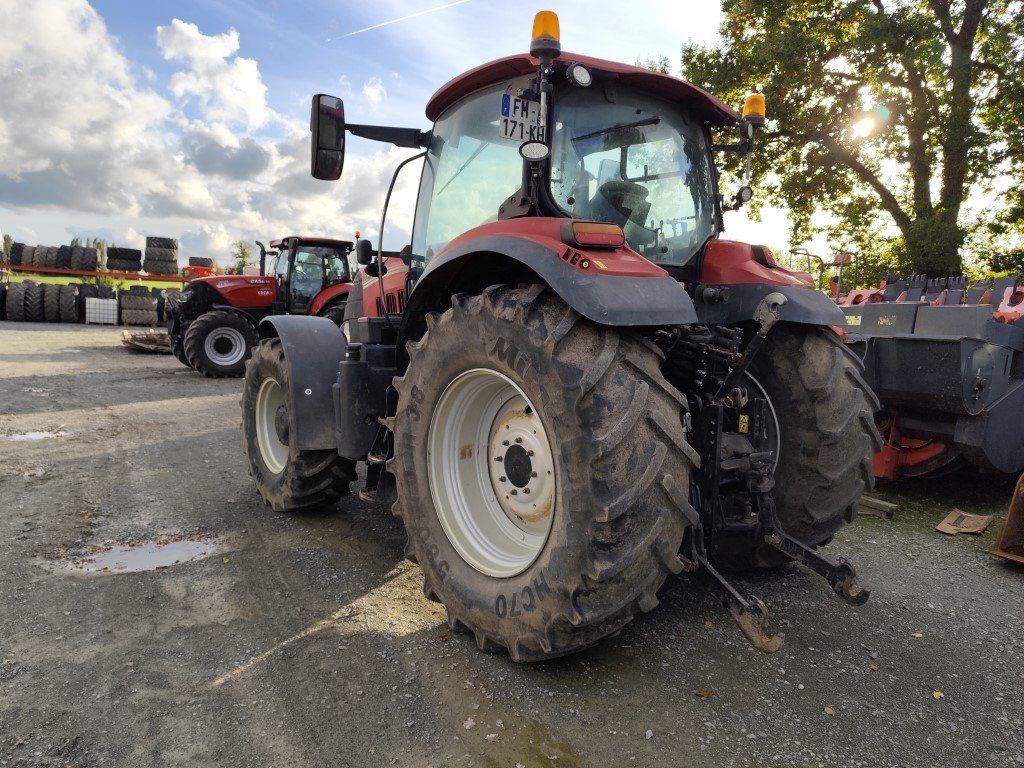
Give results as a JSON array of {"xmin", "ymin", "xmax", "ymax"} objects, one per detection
[{"xmin": 572, "ymin": 116, "xmax": 661, "ymax": 142}]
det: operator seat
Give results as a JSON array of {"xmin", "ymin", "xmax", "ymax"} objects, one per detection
[{"xmin": 588, "ymin": 180, "xmax": 656, "ymax": 246}]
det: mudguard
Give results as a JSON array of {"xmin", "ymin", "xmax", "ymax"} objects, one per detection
[
  {"xmin": 403, "ymin": 219, "xmax": 697, "ymax": 340},
  {"xmin": 695, "ymin": 283, "xmax": 846, "ymax": 327},
  {"xmin": 259, "ymin": 315, "xmax": 346, "ymax": 451}
]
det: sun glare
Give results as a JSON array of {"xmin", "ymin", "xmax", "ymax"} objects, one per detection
[{"xmin": 851, "ymin": 116, "xmax": 877, "ymax": 139}]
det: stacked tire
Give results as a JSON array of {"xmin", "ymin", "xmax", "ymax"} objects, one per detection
[
  {"xmin": 2, "ymin": 281, "xmax": 81, "ymax": 323},
  {"xmin": 144, "ymin": 237, "xmax": 179, "ymax": 276},
  {"xmin": 8, "ymin": 242, "xmax": 24, "ymax": 266},
  {"xmin": 70, "ymin": 246, "xmax": 99, "ymax": 271},
  {"xmin": 119, "ymin": 286, "xmax": 159, "ymax": 326},
  {"xmin": 106, "ymin": 247, "xmax": 142, "ymax": 273}
]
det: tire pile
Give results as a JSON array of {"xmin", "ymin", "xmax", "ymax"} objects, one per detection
[
  {"xmin": 144, "ymin": 237, "xmax": 179, "ymax": 276},
  {"xmin": 188, "ymin": 256, "xmax": 214, "ymax": 268},
  {"xmin": 106, "ymin": 247, "xmax": 143, "ymax": 273},
  {"xmin": 6, "ymin": 243, "xmax": 99, "ymax": 271},
  {"xmin": 3, "ymin": 281, "xmax": 80, "ymax": 322},
  {"xmin": 119, "ymin": 285, "xmax": 159, "ymax": 326}
]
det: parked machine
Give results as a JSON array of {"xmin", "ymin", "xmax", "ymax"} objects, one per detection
[
  {"xmin": 839, "ymin": 275, "xmax": 1024, "ymax": 479},
  {"xmin": 167, "ymin": 235, "xmax": 406, "ymax": 377},
  {"xmin": 240, "ymin": 13, "xmax": 880, "ymax": 659}
]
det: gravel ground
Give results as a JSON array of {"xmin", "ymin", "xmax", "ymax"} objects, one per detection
[{"xmin": 1, "ymin": 320, "xmax": 1022, "ymax": 768}]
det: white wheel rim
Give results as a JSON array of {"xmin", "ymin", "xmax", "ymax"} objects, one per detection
[
  {"xmin": 204, "ymin": 327, "xmax": 247, "ymax": 366},
  {"xmin": 744, "ymin": 373, "xmax": 781, "ymax": 472},
  {"xmin": 255, "ymin": 377, "xmax": 288, "ymax": 475},
  {"xmin": 427, "ymin": 368, "xmax": 555, "ymax": 578}
]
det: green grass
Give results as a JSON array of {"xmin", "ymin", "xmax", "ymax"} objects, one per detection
[{"xmin": 7, "ymin": 273, "xmax": 185, "ymax": 289}]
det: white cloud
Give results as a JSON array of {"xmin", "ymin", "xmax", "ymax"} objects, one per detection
[
  {"xmin": 362, "ymin": 77, "xmax": 387, "ymax": 106},
  {"xmin": 0, "ymin": 1, "xmax": 413, "ymax": 264},
  {"xmin": 156, "ymin": 19, "xmax": 269, "ymax": 130}
]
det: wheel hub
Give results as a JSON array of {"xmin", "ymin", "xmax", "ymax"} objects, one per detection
[
  {"xmin": 487, "ymin": 405, "xmax": 554, "ymax": 527},
  {"xmin": 204, "ymin": 327, "xmax": 246, "ymax": 367},
  {"xmin": 274, "ymin": 404, "xmax": 290, "ymax": 445}
]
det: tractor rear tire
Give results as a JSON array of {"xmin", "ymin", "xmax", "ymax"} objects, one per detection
[
  {"xmin": 322, "ymin": 301, "xmax": 347, "ymax": 326},
  {"xmin": 184, "ymin": 310, "xmax": 258, "ymax": 378},
  {"xmin": 716, "ymin": 326, "xmax": 882, "ymax": 571},
  {"xmin": 391, "ymin": 286, "xmax": 698, "ymax": 661},
  {"xmin": 242, "ymin": 337, "xmax": 357, "ymax": 511}
]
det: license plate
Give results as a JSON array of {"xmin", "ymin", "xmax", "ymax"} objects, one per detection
[{"xmin": 499, "ymin": 94, "xmax": 544, "ymax": 141}]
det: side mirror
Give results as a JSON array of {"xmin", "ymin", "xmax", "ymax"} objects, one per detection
[
  {"xmin": 399, "ymin": 245, "xmax": 412, "ymax": 266},
  {"xmin": 310, "ymin": 94, "xmax": 346, "ymax": 180},
  {"xmin": 365, "ymin": 261, "xmax": 388, "ymax": 278},
  {"xmin": 355, "ymin": 239, "xmax": 373, "ymax": 266}
]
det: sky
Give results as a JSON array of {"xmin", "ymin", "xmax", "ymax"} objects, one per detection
[{"xmin": 0, "ymin": 0, "xmax": 796, "ymax": 264}]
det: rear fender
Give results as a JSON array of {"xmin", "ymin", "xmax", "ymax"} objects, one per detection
[
  {"xmin": 310, "ymin": 283, "xmax": 351, "ymax": 316},
  {"xmin": 259, "ymin": 315, "xmax": 346, "ymax": 451},
  {"xmin": 695, "ymin": 283, "xmax": 846, "ymax": 327},
  {"xmin": 400, "ymin": 219, "xmax": 697, "ymax": 359}
]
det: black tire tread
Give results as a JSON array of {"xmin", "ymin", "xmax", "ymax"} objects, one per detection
[
  {"xmin": 391, "ymin": 286, "xmax": 696, "ymax": 661},
  {"xmin": 43, "ymin": 283, "xmax": 61, "ymax": 322},
  {"xmin": 24, "ymin": 283, "xmax": 44, "ymax": 322},
  {"xmin": 723, "ymin": 326, "xmax": 882, "ymax": 570},
  {"xmin": 241, "ymin": 338, "xmax": 357, "ymax": 511},
  {"xmin": 5, "ymin": 282, "xmax": 28, "ymax": 321}
]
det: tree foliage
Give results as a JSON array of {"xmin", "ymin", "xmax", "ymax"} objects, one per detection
[
  {"xmin": 2, "ymin": 234, "xmax": 12, "ymax": 261},
  {"xmin": 682, "ymin": 0, "xmax": 1024, "ymax": 278},
  {"xmin": 231, "ymin": 241, "xmax": 251, "ymax": 274}
]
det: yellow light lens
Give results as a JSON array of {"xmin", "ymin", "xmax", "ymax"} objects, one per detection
[
  {"xmin": 742, "ymin": 93, "xmax": 766, "ymax": 120},
  {"xmin": 532, "ymin": 10, "xmax": 560, "ymax": 43}
]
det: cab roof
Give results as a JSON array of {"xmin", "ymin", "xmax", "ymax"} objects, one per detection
[
  {"xmin": 269, "ymin": 236, "xmax": 353, "ymax": 249},
  {"xmin": 425, "ymin": 52, "xmax": 740, "ymax": 126}
]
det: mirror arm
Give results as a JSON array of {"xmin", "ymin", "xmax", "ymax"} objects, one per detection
[{"xmin": 347, "ymin": 123, "xmax": 430, "ymax": 149}]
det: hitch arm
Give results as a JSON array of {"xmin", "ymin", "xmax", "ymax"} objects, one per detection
[
  {"xmin": 765, "ymin": 529, "xmax": 870, "ymax": 605},
  {"xmin": 697, "ymin": 554, "xmax": 784, "ymax": 653}
]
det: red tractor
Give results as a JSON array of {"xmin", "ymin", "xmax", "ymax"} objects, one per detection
[
  {"xmin": 168, "ymin": 236, "xmax": 407, "ymax": 377},
  {"xmin": 241, "ymin": 13, "xmax": 880, "ymax": 659}
]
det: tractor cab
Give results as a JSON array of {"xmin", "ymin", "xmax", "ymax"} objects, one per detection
[{"xmin": 266, "ymin": 236, "xmax": 354, "ymax": 314}]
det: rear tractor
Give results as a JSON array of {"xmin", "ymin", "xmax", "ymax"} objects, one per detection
[
  {"xmin": 167, "ymin": 236, "xmax": 406, "ymax": 377},
  {"xmin": 241, "ymin": 13, "xmax": 880, "ymax": 659}
]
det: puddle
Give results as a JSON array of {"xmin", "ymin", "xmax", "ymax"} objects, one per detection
[
  {"xmin": 63, "ymin": 538, "xmax": 218, "ymax": 573},
  {"xmin": 2, "ymin": 430, "xmax": 68, "ymax": 442}
]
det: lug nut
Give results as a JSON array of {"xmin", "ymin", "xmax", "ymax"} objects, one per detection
[
  {"xmin": 531, "ymin": 471, "xmax": 538, "ymax": 478},
  {"xmin": 502, "ymin": 440, "xmax": 509, "ymax": 447},
  {"xmin": 527, "ymin": 450, "xmax": 534, "ymax": 456},
  {"xmin": 515, "ymin": 437, "xmax": 523, "ymax": 444},
  {"xmin": 494, "ymin": 456, "xmax": 503, "ymax": 462},
  {"xmin": 523, "ymin": 488, "xmax": 531, "ymax": 494},
  {"xmin": 499, "ymin": 476, "xmax": 507, "ymax": 483},
  {"xmin": 510, "ymin": 489, "xmax": 518, "ymax": 496}
]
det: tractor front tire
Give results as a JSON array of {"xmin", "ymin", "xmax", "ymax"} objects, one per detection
[
  {"xmin": 716, "ymin": 325, "xmax": 882, "ymax": 570},
  {"xmin": 391, "ymin": 286, "xmax": 698, "ymax": 661},
  {"xmin": 183, "ymin": 310, "xmax": 258, "ymax": 378},
  {"xmin": 242, "ymin": 338, "xmax": 357, "ymax": 511}
]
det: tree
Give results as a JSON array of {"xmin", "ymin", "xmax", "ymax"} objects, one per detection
[
  {"xmin": 2, "ymin": 234, "xmax": 12, "ymax": 261},
  {"xmin": 231, "ymin": 241, "xmax": 251, "ymax": 275},
  {"xmin": 682, "ymin": 0, "xmax": 1024, "ymax": 277}
]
